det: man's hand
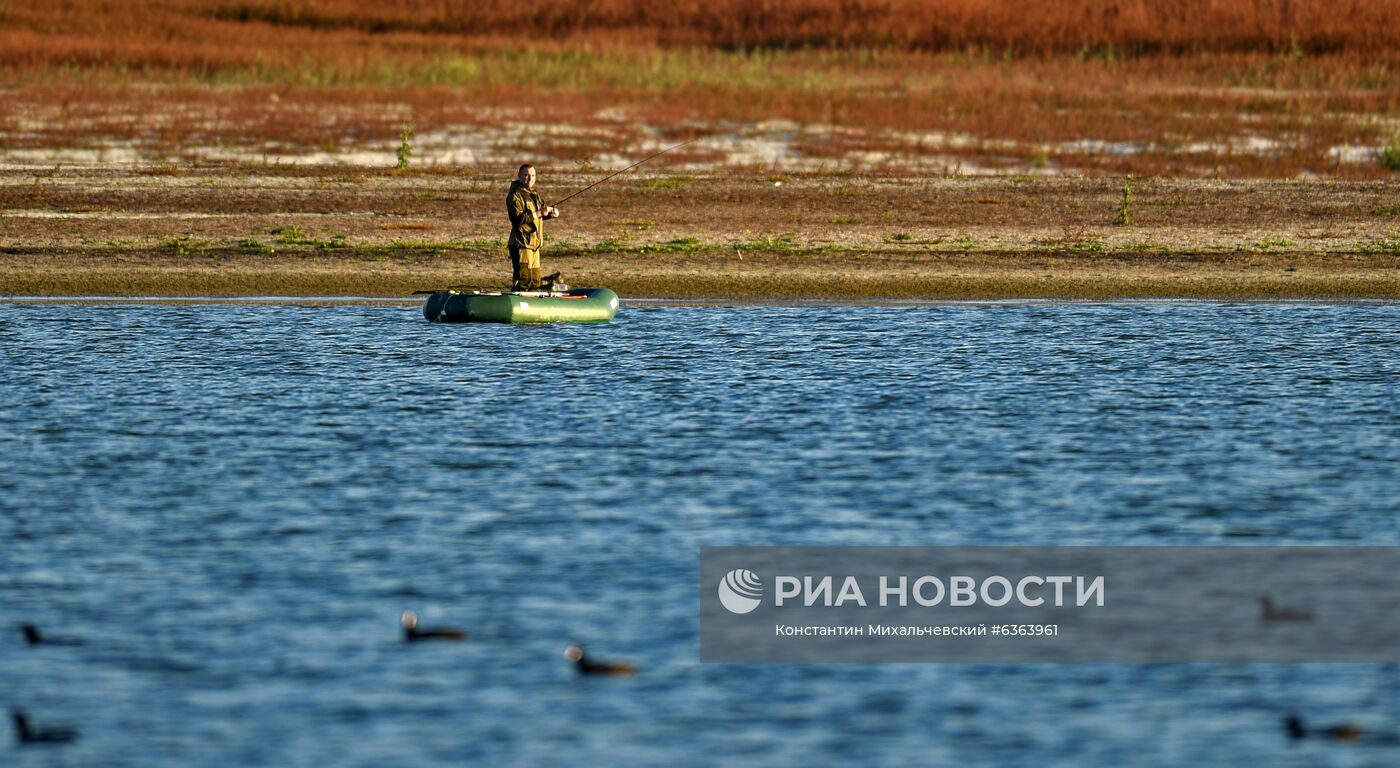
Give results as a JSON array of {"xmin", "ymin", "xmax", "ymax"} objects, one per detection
[{"xmin": 543, "ymin": 206, "xmax": 560, "ymax": 220}]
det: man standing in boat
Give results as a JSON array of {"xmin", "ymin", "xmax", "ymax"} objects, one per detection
[{"xmin": 506, "ymin": 164, "xmax": 564, "ymax": 292}]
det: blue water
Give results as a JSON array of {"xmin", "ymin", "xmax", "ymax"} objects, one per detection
[{"xmin": 2, "ymin": 301, "xmax": 1397, "ymax": 766}]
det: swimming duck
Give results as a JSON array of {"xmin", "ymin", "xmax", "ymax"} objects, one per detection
[
  {"xmin": 564, "ymin": 644, "xmax": 636, "ymax": 676},
  {"xmin": 1259, "ymin": 597, "xmax": 1314, "ymax": 622},
  {"xmin": 20, "ymin": 624, "xmax": 84, "ymax": 646},
  {"xmin": 1284, "ymin": 714, "xmax": 1363, "ymax": 742},
  {"xmin": 10, "ymin": 710, "xmax": 78, "ymax": 745},
  {"xmin": 400, "ymin": 611, "xmax": 466, "ymax": 642}
]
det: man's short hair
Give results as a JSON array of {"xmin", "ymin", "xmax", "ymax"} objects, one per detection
[{"xmin": 518, "ymin": 164, "xmax": 534, "ymax": 175}]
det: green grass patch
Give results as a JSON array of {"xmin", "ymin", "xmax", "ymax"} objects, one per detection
[
  {"xmin": 396, "ymin": 122, "xmax": 414, "ymax": 170},
  {"xmin": 1252, "ymin": 236, "xmax": 1296, "ymax": 253},
  {"xmin": 1362, "ymin": 237, "xmax": 1400, "ymax": 254},
  {"xmin": 643, "ymin": 174, "xmax": 693, "ymax": 190},
  {"xmin": 271, "ymin": 225, "xmax": 305, "ymax": 242},
  {"xmin": 1371, "ymin": 205, "xmax": 1400, "ymax": 217},
  {"xmin": 1114, "ymin": 175, "xmax": 1135, "ymax": 226},
  {"xmin": 272, "ymin": 225, "xmax": 347, "ymax": 249},
  {"xmin": 1382, "ymin": 137, "xmax": 1400, "ymax": 172},
  {"xmin": 455, "ymin": 238, "xmax": 508, "ymax": 251},
  {"xmin": 890, "ymin": 232, "xmax": 912, "ymax": 242},
  {"xmin": 162, "ymin": 235, "xmax": 210, "ymax": 256},
  {"xmin": 733, "ymin": 234, "xmax": 798, "ymax": 251},
  {"xmin": 236, "ymin": 238, "xmax": 277, "ymax": 255},
  {"xmin": 639, "ymin": 236, "xmax": 704, "ymax": 253},
  {"xmin": 828, "ymin": 215, "xmax": 861, "ymax": 225},
  {"xmin": 1034, "ymin": 235, "xmax": 1106, "ymax": 253},
  {"xmin": 387, "ymin": 239, "xmax": 458, "ymax": 253}
]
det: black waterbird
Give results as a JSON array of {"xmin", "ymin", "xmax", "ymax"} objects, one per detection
[
  {"xmin": 1259, "ymin": 597, "xmax": 1314, "ymax": 622},
  {"xmin": 1284, "ymin": 714, "xmax": 1363, "ymax": 743},
  {"xmin": 20, "ymin": 623, "xmax": 84, "ymax": 646},
  {"xmin": 401, "ymin": 611, "xmax": 467, "ymax": 641},
  {"xmin": 564, "ymin": 644, "xmax": 637, "ymax": 676},
  {"xmin": 11, "ymin": 710, "xmax": 78, "ymax": 745}
]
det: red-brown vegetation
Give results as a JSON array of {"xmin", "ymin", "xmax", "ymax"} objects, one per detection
[
  {"xmin": 3, "ymin": 0, "xmax": 1398, "ymax": 69},
  {"xmin": 0, "ymin": 1, "xmax": 1395, "ymax": 178}
]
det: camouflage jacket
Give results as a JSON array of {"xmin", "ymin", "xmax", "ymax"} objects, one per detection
[{"xmin": 506, "ymin": 180, "xmax": 544, "ymax": 250}]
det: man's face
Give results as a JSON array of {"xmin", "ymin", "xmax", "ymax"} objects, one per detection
[{"xmin": 518, "ymin": 166, "xmax": 536, "ymax": 190}]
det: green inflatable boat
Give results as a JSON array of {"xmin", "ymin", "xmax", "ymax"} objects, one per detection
[{"xmin": 423, "ymin": 288, "xmax": 620, "ymax": 324}]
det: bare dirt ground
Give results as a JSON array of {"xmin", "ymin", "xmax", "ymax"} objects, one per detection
[{"xmin": 1, "ymin": 166, "xmax": 1396, "ymax": 298}]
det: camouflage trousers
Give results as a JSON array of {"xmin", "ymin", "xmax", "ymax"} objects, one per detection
[{"xmin": 509, "ymin": 244, "xmax": 542, "ymax": 291}]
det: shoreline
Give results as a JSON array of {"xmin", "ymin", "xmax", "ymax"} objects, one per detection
[
  {"xmin": 7, "ymin": 295, "xmax": 1399, "ymax": 308},
  {"xmin": 3, "ymin": 170, "xmax": 1396, "ymax": 300},
  {"xmin": 3, "ymin": 249, "xmax": 1396, "ymax": 300}
]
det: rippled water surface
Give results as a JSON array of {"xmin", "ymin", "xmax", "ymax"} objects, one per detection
[{"xmin": 2, "ymin": 301, "xmax": 1398, "ymax": 766}]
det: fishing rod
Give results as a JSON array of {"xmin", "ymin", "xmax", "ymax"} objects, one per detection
[
  {"xmin": 550, "ymin": 137, "xmax": 700, "ymax": 208},
  {"xmin": 410, "ymin": 138, "xmax": 702, "ymax": 296}
]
